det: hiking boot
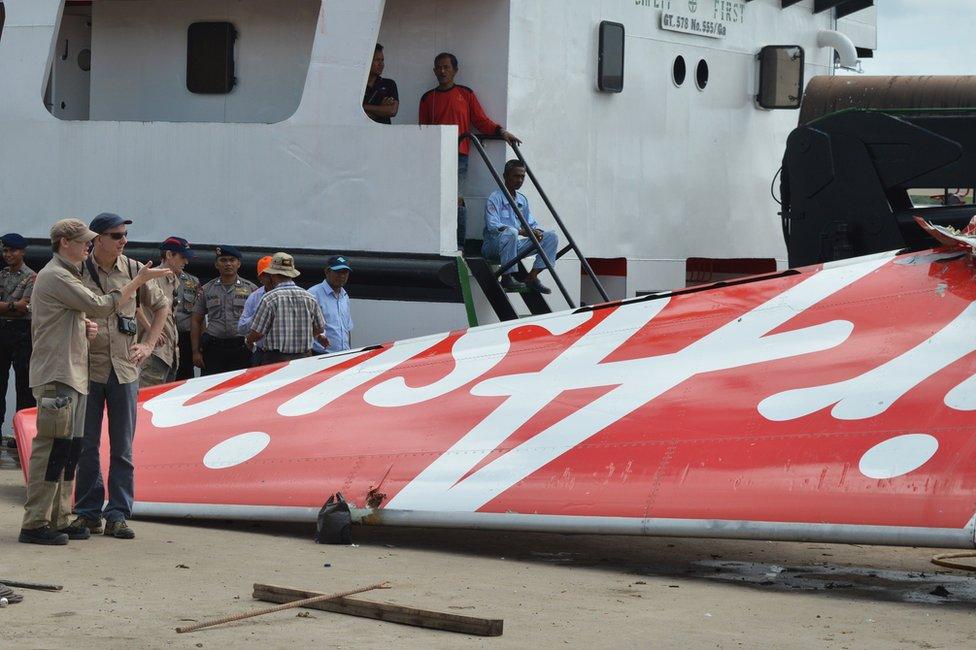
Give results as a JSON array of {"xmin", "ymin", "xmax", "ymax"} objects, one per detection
[
  {"xmin": 59, "ymin": 518, "xmax": 93, "ymax": 540},
  {"xmin": 499, "ymin": 274, "xmax": 526, "ymax": 292},
  {"xmin": 19, "ymin": 526, "xmax": 69, "ymax": 546},
  {"xmin": 70, "ymin": 516, "xmax": 103, "ymax": 535},
  {"xmin": 104, "ymin": 520, "xmax": 135, "ymax": 539},
  {"xmin": 525, "ymin": 278, "xmax": 552, "ymax": 295}
]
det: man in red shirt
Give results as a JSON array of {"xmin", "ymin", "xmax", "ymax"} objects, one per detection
[{"xmin": 419, "ymin": 52, "xmax": 521, "ymax": 249}]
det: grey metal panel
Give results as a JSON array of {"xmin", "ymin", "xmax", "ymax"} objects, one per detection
[{"xmin": 132, "ymin": 502, "xmax": 976, "ymax": 549}]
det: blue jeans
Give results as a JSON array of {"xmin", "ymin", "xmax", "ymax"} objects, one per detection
[
  {"xmin": 457, "ymin": 154, "xmax": 469, "ymax": 249},
  {"xmin": 75, "ymin": 369, "xmax": 139, "ymax": 523},
  {"xmin": 482, "ymin": 228, "xmax": 559, "ymax": 272}
]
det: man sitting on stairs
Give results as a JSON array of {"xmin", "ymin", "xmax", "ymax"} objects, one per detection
[{"xmin": 482, "ymin": 160, "xmax": 558, "ymax": 294}]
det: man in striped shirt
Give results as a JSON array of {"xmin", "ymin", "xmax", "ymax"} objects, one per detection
[{"xmin": 244, "ymin": 253, "xmax": 327, "ymax": 364}]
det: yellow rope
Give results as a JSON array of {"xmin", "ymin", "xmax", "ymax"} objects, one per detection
[{"xmin": 931, "ymin": 552, "xmax": 976, "ymax": 572}]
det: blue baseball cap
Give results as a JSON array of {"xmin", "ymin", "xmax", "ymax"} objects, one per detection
[
  {"xmin": 89, "ymin": 212, "xmax": 133, "ymax": 234},
  {"xmin": 1, "ymin": 233, "xmax": 28, "ymax": 249},
  {"xmin": 326, "ymin": 255, "xmax": 352, "ymax": 271},
  {"xmin": 160, "ymin": 236, "xmax": 195, "ymax": 259},
  {"xmin": 215, "ymin": 245, "xmax": 243, "ymax": 260}
]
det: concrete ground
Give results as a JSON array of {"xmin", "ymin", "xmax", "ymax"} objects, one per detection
[{"xmin": 1, "ymin": 449, "xmax": 975, "ymax": 649}]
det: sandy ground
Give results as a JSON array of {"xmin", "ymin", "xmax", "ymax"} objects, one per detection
[{"xmin": 1, "ymin": 450, "xmax": 975, "ymax": 649}]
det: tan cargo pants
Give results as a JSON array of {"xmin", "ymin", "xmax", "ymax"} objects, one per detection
[{"xmin": 22, "ymin": 382, "xmax": 86, "ymax": 531}]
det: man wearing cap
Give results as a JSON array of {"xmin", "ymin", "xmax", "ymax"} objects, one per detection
[
  {"xmin": 192, "ymin": 245, "xmax": 257, "ymax": 375},
  {"xmin": 70, "ymin": 213, "xmax": 171, "ymax": 541},
  {"xmin": 138, "ymin": 237, "xmax": 195, "ymax": 386},
  {"xmin": 21, "ymin": 219, "xmax": 170, "ymax": 545},
  {"xmin": 238, "ymin": 255, "xmax": 273, "ymax": 367},
  {"xmin": 1, "ymin": 233, "xmax": 36, "ymax": 453},
  {"xmin": 167, "ymin": 239, "xmax": 202, "ymax": 382},
  {"xmin": 309, "ymin": 255, "xmax": 354, "ymax": 355},
  {"xmin": 244, "ymin": 253, "xmax": 328, "ymax": 364}
]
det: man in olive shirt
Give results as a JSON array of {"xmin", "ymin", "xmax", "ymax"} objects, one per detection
[
  {"xmin": 1, "ymin": 233, "xmax": 36, "ymax": 451},
  {"xmin": 21, "ymin": 219, "xmax": 170, "ymax": 545},
  {"xmin": 139, "ymin": 237, "xmax": 195, "ymax": 387},
  {"xmin": 191, "ymin": 245, "xmax": 257, "ymax": 375},
  {"xmin": 71, "ymin": 213, "xmax": 170, "ymax": 541}
]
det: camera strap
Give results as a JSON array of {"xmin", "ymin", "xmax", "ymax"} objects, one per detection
[{"xmin": 84, "ymin": 258, "xmax": 106, "ymax": 294}]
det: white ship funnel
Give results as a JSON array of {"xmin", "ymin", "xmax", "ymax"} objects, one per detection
[{"xmin": 817, "ymin": 30, "xmax": 859, "ymax": 70}]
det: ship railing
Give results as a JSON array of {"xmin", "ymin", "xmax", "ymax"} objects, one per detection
[{"xmin": 462, "ymin": 133, "xmax": 611, "ymax": 309}]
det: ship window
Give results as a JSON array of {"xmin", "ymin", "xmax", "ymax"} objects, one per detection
[
  {"xmin": 187, "ymin": 22, "xmax": 238, "ymax": 94},
  {"xmin": 695, "ymin": 59, "xmax": 709, "ymax": 90},
  {"xmin": 672, "ymin": 56, "xmax": 686, "ymax": 87},
  {"xmin": 597, "ymin": 21, "xmax": 624, "ymax": 93},
  {"xmin": 756, "ymin": 45, "xmax": 804, "ymax": 110}
]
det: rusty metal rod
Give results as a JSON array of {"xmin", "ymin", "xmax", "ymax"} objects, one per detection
[
  {"xmin": 0, "ymin": 578, "xmax": 63, "ymax": 592},
  {"xmin": 175, "ymin": 582, "xmax": 391, "ymax": 634}
]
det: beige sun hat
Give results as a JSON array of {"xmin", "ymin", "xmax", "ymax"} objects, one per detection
[
  {"xmin": 265, "ymin": 252, "xmax": 301, "ymax": 278},
  {"xmin": 50, "ymin": 218, "xmax": 98, "ymax": 245}
]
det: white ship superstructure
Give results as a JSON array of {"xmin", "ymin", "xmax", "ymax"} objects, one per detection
[{"xmin": 0, "ymin": 0, "xmax": 877, "ymax": 344}]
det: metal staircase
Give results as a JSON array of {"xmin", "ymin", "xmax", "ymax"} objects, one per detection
[{"xmin": 461, "ymin": 133, "xmax": 609, "ymax": 321}]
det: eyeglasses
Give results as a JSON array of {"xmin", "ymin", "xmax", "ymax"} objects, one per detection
[{"xmin": 103, "ymin": 231, "xmax": 128, "ymax": 240}]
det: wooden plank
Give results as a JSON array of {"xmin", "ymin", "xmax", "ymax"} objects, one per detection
[{"xmin": 253, "ymin": 584, "xmax": 503, "ymax": 637}]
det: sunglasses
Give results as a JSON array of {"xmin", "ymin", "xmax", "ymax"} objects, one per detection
[{"xmin": 102, "ymin": 231, "xmax": 128, "ymax": 240}]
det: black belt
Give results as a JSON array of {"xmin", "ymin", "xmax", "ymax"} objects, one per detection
[
  {"xmin": 203, "ymin": 334, "xmax": 245, "ymax": 349},
  {"xmin": 0, "ymin": 319, "xmax": 29, "ymax": 329}
]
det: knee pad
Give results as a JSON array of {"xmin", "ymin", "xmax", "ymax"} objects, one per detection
[
  {"xmin": 45, "ymin": 438, "xmax": 72, "ymax": 482},
  {"xmin": 64, "ymin": 438, "xmax": 84, "ymax": 481}
]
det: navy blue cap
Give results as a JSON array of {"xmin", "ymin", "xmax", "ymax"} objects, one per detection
[
  {"xmin": 215, "ymin": 245, "xmax": 242, "ymax": 260},
  {"xmin": 160, "ymin": 236, "xmax": 195, "ymax": 259},
  {"xmin": 326, "ymin": 255, "xmax": 352, "ymax": 271},
  {"xmin": 1, "ymin": 233, "xmax": 28, "ymax": 249},
  {"xmin": 89, "ymin": 212, "xmax": 133, "ymax": 234}
]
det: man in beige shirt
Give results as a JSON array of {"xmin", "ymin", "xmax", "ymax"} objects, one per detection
[
  {"xmin": 21, "ymin": 219, "xmax": 169, "ymax": 545},
  {"xmin": 70, "ymin": 213, "xmax": 170, "ymax": 541}
]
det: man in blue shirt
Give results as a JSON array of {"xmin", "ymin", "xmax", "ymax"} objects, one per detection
[
  {"xmin": 238, "ymin": 256, "xmax": 273, "ymax": 366},
  {"xmin": 309, "ymin": 256, "xmax": 354, "ymax": 354},
  {"xmin": 482, "ymin": 160, "xmax": 558, "ymax": 294}
]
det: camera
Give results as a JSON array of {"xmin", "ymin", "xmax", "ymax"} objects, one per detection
[{"xmin": 117, "ymin": 315, "xmax": 138, "ymax": 336}]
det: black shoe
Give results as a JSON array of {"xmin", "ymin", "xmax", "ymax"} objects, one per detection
[
  {"xmin": 525, "ymin": 279, "xmax": 552, "ymax": 295},
  {"xmin": 19, "ymin": 526, "xmax": 69, "ymax": 546},
  {"xmin": 500, "ymin": 275, "xmax": 526, "ymax": 292},
  {"xmin": 59, "ymin": 519, "xmax": 92, "ymax": 540},
  {"xmin": 3, "ymin": 437, "xmax": 17, "ymax": 449},
  {"xmin": 69, "ymin": 516, "xmax": 103, "ymax": 535},
  {"xmin": 104, "ymin": 520, "xmax": 135, "ymax": 539}
]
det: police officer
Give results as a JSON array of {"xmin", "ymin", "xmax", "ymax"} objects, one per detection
[
  {"xmin": 138, "ymin": 237, "xmax": 195, "ymax": 387},
  {"xmin": 191, "ymin": 245, "xmax": 257, "ymax": 375},
  {"xmin": 168, "ymin": 239, "xmax": 201, "ymax": 381},
  {"xmin": 1, "ymin": 233, "xmax": 36, "ymax": 452}
]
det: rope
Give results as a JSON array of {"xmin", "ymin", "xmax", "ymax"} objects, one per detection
[
  {"xmin": 0, "ymin": 584, "xmax": 25, "ymax": 605},
  {"xmin": 931, "ymin": 552, "xmax": 976, "ymax": 572},
  {"xmin": 175, "ymin": 581, "xmax": 390, "ymax": 633}
]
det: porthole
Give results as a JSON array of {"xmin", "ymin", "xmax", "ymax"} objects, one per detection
[
  {"xmin": 696, "ymin": 59, "xmax": 709, "ymax": 90},
  {"xmin": 672, "ymin": 56, "xmax": 686, "ymax": 87}
]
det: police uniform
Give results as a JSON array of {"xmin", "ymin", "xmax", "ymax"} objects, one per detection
[
  {"xmin": 1, "ymin": 233, "xmax": 36, "ymax": 440},
  {"xmin": 194, "ymin": 246, "xmax": 257, "ymax": 375},
  {"xmin": 173, "ymin": 270, "xmax": 201, "ymax": 380}
]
